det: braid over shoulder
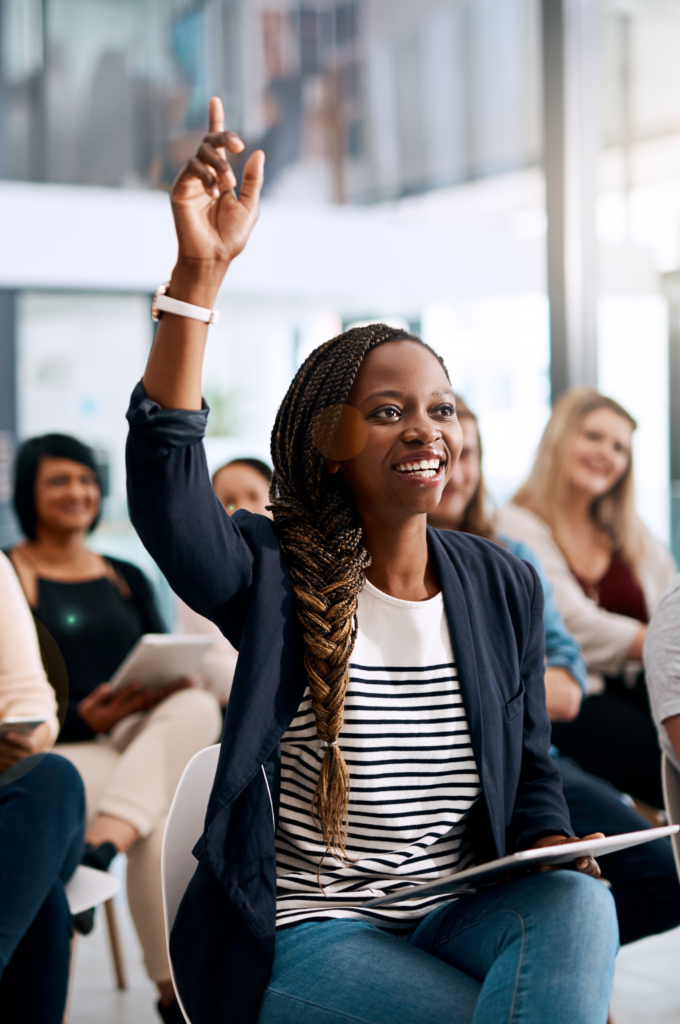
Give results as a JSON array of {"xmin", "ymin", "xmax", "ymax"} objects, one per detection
[{"xmin": 269, "ymin": 323, "xmax": 449, "ymax": 861}]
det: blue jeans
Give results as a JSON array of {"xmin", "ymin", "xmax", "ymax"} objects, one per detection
[
  {"xmin": 0, "ymin": 753, "xmax": 85, "ymax": 1024},
  {"xmin": 258, "ymin": 870, "xmax": 618, "ymax": 1024}
]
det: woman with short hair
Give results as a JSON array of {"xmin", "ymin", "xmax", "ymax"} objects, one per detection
[
  {"xmin": 124, "ymin": 96, "xmax": 619, "ymax": 1024},
  {"xmin": 497, "ymin": 388, "xmax": 675, "ymax": 809},
  {"xmin": 6, "ymin": 432, "xmax": 221, "ymax": 1023}
]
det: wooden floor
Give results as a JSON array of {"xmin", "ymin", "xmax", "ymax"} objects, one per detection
[{"xmin": 67, "ymin": 858, "xmax": 680, "ymax": 1024}]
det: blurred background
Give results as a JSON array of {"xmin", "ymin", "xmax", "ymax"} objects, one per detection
[
  {"xmin": 0, "ymin": 0, "xmax": 679, "ymax": 612},
  {"xmin": 4, "ymin": 3, "xmax": 680, "ymax": 1021}
]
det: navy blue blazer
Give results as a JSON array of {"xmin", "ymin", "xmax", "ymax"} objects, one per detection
[{"xmin": 126, "ymin": 382, "xmax": 572, "ymax": 1024}]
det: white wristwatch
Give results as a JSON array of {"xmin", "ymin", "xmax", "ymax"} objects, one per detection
[{"xmin": 151, "ymin": 282, "xmax": 220, "ymax": 325}]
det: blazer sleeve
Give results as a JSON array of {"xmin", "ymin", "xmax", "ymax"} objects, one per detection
[
  {"xmin": 126, "ymin": 382, "xmax": 255, "ymax": 648},
  {"xmin": 507, "ymin": 561, "xmax": 574, "ymax": 850},
  {"xmin": 497, "ymin": 505, "xmax": 640, "ymax": 676}
]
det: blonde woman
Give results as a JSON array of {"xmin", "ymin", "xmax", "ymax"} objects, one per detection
[{"xmin": 497, "ymin": 387, "xmax": 675, "ymax": 809}]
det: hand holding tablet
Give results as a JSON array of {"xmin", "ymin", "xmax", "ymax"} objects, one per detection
[{"xmin": 362, "ymin": 826, "xmax": 679, "ymax": 909}]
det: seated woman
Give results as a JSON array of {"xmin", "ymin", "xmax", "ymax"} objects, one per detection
[
  {"xmin": 175, "ymin": 457, "xmax": 272, "ymax": 705},
  {"xmin": 6, "ymin": 433, "xmax": 221, "ymax": 1023},
  {"xmin": 428, "ymin": 396, "xmax": 680, "ymax": 947},
  {"xmin": 0, "ymin": 550, "xmax": 85, "ymax": 1024},
  {"xmin": 125, "ymin": 97, "xmax": 618, "ymax": 1024},
  {"xmin": 497, "ymin": 389, "xmax": 675, "ymax": 810}
]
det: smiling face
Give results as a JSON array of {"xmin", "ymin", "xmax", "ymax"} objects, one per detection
[
  {"xmin": 213, "ymin": 462, "xmax": 271, "ymax": 517},
  {"xmin": 34, "ymin": 456, "xmax": 100, "ymax": 537},
  {"xmin": 334, "ymin": 341, "xmax": 463, "ymax": 523},
  {"xmin": 428, "ymin": 416, "xmax": 481, "ymax": 529},
  {"xmin": 563, "ymin": 407, "xmax": 633, "ymax": 501}
]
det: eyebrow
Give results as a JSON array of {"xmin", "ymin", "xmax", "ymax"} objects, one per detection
[{"xmin": 362, "ymin": 388, "xmax": 456, "ymax": 402}]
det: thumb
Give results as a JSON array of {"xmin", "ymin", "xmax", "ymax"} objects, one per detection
[{"xmin": 239, "ymin": 150, "xmax": 265, "ymax": 214}]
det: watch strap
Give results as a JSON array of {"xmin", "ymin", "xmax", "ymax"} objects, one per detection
[{"xmin": 154, "ymin": 292, "xmax": 220, "ymax": 325}]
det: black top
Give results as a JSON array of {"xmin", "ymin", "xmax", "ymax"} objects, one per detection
[
  {"xmin": 31, "ymin": 557, "xmax": 164, "ymax": 743},
  {"xmin": 126, "ymin": 380, "xmax": 572, "ymax": 1024}
]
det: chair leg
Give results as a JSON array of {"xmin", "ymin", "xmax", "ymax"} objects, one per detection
[
  {"xmin": 104, "ymin": 898, "xmax": 127, "ymax": 990},
  {"xmin": 62, "ymin": 934, "xmax": 77, "ymax": 1024}
]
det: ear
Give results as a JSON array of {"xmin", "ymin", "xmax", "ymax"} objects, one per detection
[{"xmin": 325, "ymin": 458, "xmax": 341, "ymax": 474}]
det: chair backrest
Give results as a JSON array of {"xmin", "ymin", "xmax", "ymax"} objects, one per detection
[
  {"xmin": 661, "ymin": 753, "xmax": 680, "ymax": 878},
  {"xmin": 161, "ymin": 743, "xmax": 221, "ymax": 1024},
  {"xmin": 162, "ymin": 743, "xmax": 221, "ymax": 933}
]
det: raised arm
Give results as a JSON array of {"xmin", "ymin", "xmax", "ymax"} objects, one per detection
[
  {"xmin": 126, "ymin": 99, "xmax": 265, "ymax": 633},
  {"xmin": 143, "ymin": 96, "xmax": 264, "ymax": 410}
]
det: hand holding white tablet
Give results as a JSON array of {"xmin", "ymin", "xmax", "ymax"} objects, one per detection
[
  {"xmin": 362, "ymin": 826, "xmax": 679, "ymax": 909},
  {"xmin": 77, "ymin": 678, "xmax": 191, "ymax": 735},
  {"xmin": 530, "ymin": 831, "xmax": 605, "ymax": 879},
  {"xmin": 0, "ymin": 719, "xmax": 52, "ymax": 771}
]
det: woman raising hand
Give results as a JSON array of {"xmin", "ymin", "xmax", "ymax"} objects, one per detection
[{"xmin": 127, "ymin": 98, "xmax": 617, "ymax": 1024}]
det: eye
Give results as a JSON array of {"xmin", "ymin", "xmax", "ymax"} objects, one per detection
[
  {"xmin": 370, "ymin": 405, "xmax": 402, "ymax": 420},
  {"xmin": 433, "ymin": 404, "xmax": 455, "ymax": 418}
]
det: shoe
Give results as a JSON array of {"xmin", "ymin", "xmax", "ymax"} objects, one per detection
[
  {"xmin": 82, "ymin": 840, "xmax": 117, "ymax": 872},
  {"xmin": 73, "ymin": 908, "xmax": 95, "ymax": 935},
  {"xmin": 156, "ymin": 997, "xmax": 185, "ymax": 1023},
  {"xmin": 73, "ymin": 841, "xmax": 118, "ymax": 935}
]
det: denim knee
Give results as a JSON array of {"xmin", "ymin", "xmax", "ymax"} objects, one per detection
[
  {"xmin": 36, "ymin": 754, "xmax": 85, "ymax": 811},
  {"xmin": 535, "ymin": 871, "xmax": 619, "ymax": 948}
]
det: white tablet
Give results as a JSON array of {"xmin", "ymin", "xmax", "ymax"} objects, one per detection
[
  {"xmin": 362, "ymin": 825, "xmax": 679, "ymax": 908},
  {"xmin": 109, "ymin": 634, "xmax": 214, "ymax": 690},
  {"xmin": 0, "ymin": 716, "xmax": 46, "ymax": 736}
]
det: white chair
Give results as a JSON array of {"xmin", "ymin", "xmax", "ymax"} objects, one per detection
[
  {"xmin": 65, "ymin": 865, "xmax": 127, "ymax": 990},
  {"xmin": 161, "ymin": 743, "xmax": 221, "ymax": 1024},
  {"xmin": 661, "ymin": 753, "xmax": 680, "ymax": 878},
  {"xmin": 63, "ymin": 866, "xmax": 122, "ymax": 1023}
]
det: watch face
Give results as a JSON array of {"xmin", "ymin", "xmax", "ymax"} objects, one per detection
[{"xmin": 151, "ymin": 281, "xmax": 170, "ymax": 321}]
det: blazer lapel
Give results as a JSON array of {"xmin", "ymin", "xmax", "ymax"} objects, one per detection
[{"xmin": 427, "ymin": 527, "xmax": 503, "ymax": 854}]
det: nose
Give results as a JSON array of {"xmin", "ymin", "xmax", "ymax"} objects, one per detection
[{"xmin": 401, "ymin": 410, "xmax": 442, "ymax": 445}]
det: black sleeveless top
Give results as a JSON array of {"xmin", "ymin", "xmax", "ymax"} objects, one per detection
[{"xmin": 30, "ymin": 557, "xmax": 164, "ymax": 743}]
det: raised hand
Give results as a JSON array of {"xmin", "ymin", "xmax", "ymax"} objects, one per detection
[
  {"xmin": 171, "ymin": 96, "xmax": 265, "ymax": 268},
  {"xmin": 144, "ymin": 96, "xmax": 264, "ymax": 410}
]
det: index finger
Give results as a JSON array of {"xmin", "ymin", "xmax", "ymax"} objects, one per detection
[{"xmin": 209, "ymin": 95, "xmax": 225, "ymax": 134}]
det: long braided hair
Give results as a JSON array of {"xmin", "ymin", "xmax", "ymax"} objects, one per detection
[{"xmin": 269, "ymin": 322, "xmax": 449, "ymax": 861}]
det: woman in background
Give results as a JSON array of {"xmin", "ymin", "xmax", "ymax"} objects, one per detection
[
  {"xmin": 429, "ymin": 396, "xmax": 680, "ymax": 948},
  {"xmin": 175, "ymin": 457, "xmax": 272, "ymax": 705},
  {"xmin": 0, "ymin": 550, "xmax": 85, "ymax": 1024},
  {"xmin": 6, "ymin": 433, "xmax": 221, "ymax": 1024},
  {"xmin": 497, "ymin": 388, "xmax": 675, "ymax": 810}
]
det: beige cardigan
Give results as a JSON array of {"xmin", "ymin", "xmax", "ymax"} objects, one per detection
[
  {"xmin": 0, "ymin": 551, "xmax": 59, "ymax": 742},
  {"xmin": 497, "ymin": 504, "xmax": 676, "ymax": 692}
]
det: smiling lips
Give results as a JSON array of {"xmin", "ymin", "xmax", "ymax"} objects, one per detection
[{"xmin": 393, "ymin": 455, "xmax": 446, "ymax": 480}]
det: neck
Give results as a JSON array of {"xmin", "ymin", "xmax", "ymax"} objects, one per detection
[
  {"xmin": 561, "ymin": 484, "xmax": 596, "ymax": 526},
  {"xmin": 27, "ymin": 527, "xmax": 90, "ymax": 565},
  {"xmin": 360, "ymin": 511, "xmax": 438, "ymax": 601}
]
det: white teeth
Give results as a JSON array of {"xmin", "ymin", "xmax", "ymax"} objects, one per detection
[{"xmin": 395, "ymin": 458, "xmax": 442, "ymax": 476}]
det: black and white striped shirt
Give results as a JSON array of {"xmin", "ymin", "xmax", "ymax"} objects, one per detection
[{"xmin": 275, "ymin": 580, "xmax": 481, "ymax": 929}]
